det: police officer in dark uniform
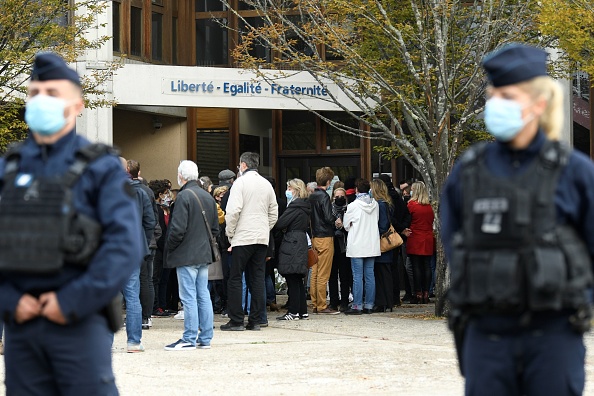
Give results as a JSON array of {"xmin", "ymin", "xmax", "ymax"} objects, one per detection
[
  {"xmin": 441, "ymin": 44, "xmax": 594, "ymax": 396},
  {"xmin": 0, "ymin": 53, "xmax": 143, "ymax": 394}
]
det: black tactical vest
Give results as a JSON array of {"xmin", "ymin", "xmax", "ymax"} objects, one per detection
[
  {"xmin": 0, "ymin": 143, "xmax": 114, "ymax": 274},
  {"xmin": 448, "ymin": 140, "xmax": 593, "ymax": 314}
]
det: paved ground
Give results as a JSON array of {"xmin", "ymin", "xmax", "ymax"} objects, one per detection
[
  {"xmin": 111, "ymin": 302, "xmax": 463, "ymax": 396},
  {"xmin": 2, "ymin": 299, "xmax": 594, "ymax": 395}
]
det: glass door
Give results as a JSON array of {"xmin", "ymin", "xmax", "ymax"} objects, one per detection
[{"xmin": 279, "ymin": 156, "xmax": 360, "ymax": 191}]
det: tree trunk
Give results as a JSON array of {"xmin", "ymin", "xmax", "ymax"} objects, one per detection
[{"xmin": 434, "ymin": 237, "xmax": 450, "ymax": 317}]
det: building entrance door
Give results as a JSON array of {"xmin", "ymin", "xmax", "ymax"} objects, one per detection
[{"xmin": 279, "ymin": 156, "xmax": 360, "ymax": 190}]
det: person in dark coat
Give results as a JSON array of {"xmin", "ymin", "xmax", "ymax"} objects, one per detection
[
  {"xmin": 149, "ymin": 179, "xmax": 173, "ymax": 316},
  {"xmin": 371, "ymin": 179, "xmax": 395, "ymax": 312},
  {"xmin": 164, "ymin": 161, "xmax": 219, "ymax": 350},
  {"xmin": 329, "ymin": 187, "xmax": 351, "ymax": 312},
  {"xmin": 274, "ymin": 178, "xmax": 311, "ymax": 320},
  {"xmin": 441, "ymin": 43, "xmax": 594, "ymax": 396},
  {"xmin": 378, "ymin": 174, "xmax": 411, "ymax": 306},
  {"xmin": 0, "ymin": 53, "xmax": 143, "ymax": 394}
]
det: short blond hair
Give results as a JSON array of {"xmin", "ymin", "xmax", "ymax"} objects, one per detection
[
  {"xmin": 213, "ymin": 185, "xmax": 228, "ymax": 197},
  {"xmin": 410, "ymin": 181, "xmax": 430, "ymax": 205},
  {"xmin": 518, "ymin": 76, "xmax": 564, "ymax": 141},
  {"xmin": 287, "ymin": 178, "xmax": 308, "ymax": 199},
  {"xmin": 333, "ymin": 187, "xmax": 346, "ymax": 198}
]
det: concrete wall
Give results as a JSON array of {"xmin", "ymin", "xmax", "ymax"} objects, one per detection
[
  {"xmin": 75, "ymin": 0, "xmax": 114, "ymax": 144},
  {"xmin": 113, "ymin": 109, "xmax": 187, "ymax": 183}
]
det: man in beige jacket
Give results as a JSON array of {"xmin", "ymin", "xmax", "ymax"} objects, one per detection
[{"xmin": 221, "ymin": 152, "xmax": 278, "ymax": 331}]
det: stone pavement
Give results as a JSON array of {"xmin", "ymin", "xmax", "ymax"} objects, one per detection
[
  {"xmin": 109, "ymin": 300, "xmax": 594, "ymax": 396},
  {"xmin": 1, "ymin": 301, "xmax": 594, "ymax": 395}
]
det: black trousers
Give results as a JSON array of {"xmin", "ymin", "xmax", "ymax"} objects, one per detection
[
  {"xmin": 227, "ymin": 244, "xmax": 267, "ymax": 325},
  {"xmin": 410, "ymin": 254, "xmax": 432, "ymax": 293},
  {"xmin": 391, "ymin": 246, "xmax": 402, "ymax": 303},
  {"xmin": 139, "ymin": 250, "xmax": 155, "ymax": 319},
  {"xmin": 152, "ymin": 249, "xmax": 172, "ymax": 311},
  {"xmin": 285, "ymin": 274, "xmax": 307, "ymax": 316},
  {"xmin": 166, "ymin": 267, "xmax": 179, "ymax": 312},
  {"xmin": 329, "ymin": 238, "xmax": 352, "ymax": 308},
  {"xmin": 374, "ymin": 261, "xmax": 393, "ymax": 308},
  {"xmin": 221, "ymin": 249, "xmax": 231, "ymax": 309}
]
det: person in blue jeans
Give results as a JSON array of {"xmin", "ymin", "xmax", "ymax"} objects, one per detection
[
  {"xmin": 121, "ymin": 155, "xmax": 154, "ymax": 352},
  {"xmin": 176, "ymin": 265, "xmax": 213, "ymax": 348},
  {"xmin": 343, "ymin": 179, "xmax": 380, "ymax": 315},
  {"xmin": 164, "ymin": 161, "xmax": 218, "ymax": 350},
  {"xmin": 122, "ymin": 264, "xmax": 143, "ymax": 352}
]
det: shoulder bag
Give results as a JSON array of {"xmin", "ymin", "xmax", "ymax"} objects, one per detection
[
  {"xmin": 188, "ymin": 189, "xmax": 223, "ymax": 280},
  {"xmin": 380, "ymin": 204, "xmax": 403, "ymax": 253}
]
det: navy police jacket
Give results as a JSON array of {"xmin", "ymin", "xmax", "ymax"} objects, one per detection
[
  {"xmin": 441, "ymin": 131, "xmax": 594, "ymax": 268},
  {"xmin": 0, "ymin": 130, "xmax": 144, "ymax": 324}
]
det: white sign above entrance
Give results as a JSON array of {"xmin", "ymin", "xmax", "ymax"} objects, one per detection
[{"xmin": 113, "ymin": 64, "xmax": 367, "ymax": 111}]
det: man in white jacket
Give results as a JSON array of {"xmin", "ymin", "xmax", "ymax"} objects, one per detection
[
  {"xmin": 221, "ymin": 152, "xmax": 278, "ymax": 331},
  {"xmin": 343, "ymin": 179, "xmax": 380, "ymax": 315}
]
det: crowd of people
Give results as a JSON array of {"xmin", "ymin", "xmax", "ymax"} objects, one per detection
[{"xmin": 119, "ymin": 154, "xmax": 439, "ymax": 351}]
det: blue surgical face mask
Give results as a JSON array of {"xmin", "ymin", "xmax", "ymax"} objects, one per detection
[
  {"xmin": 484, "ymin": 97, "xmax": 527, "ymax": 142},
  {"xmin": 25, "ymin": 95, "xmax": 68, "ymax": 136},
  {"xmin": 285, "ymin": 190, "xmax": 293, "ymax": 201},
  {"xmin": 368, "ymin": 190, "xmax": 373, "ymax": 198}
]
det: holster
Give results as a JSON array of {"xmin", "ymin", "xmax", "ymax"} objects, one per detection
[
  {"xmin": 569, "ymin": 304, "xmax": 592, "ymax": 334},
  {"xmin": 448, "ymin": 308, "xmax": 469, "ymax": 377},
  {"xmin": 102, "ymin": 294, "xmax": 124, "ymax": 333}
]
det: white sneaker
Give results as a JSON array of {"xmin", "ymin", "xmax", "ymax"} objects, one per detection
[
  {"xmin": 164, "ymin": 339, "xmax": 195, "ymax": 351},
  {"xmin": 127, "ymin": 343, "xmax": 145, "ymax": 353},
  {"xmin": 174, "ymin": 311, "xmax": 184, "ymax": 320},
  {"xmin": 276, "ymin": 313, "xmax": 300, "ymax": 321},
  {"xmin": 148, "ymin": 318, "xmax": 153, "ymax": 327}
]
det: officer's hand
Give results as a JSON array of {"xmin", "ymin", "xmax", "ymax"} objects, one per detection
[
  {"xmin": 39, "ymin": 292, "xmax": 67, "ymax": 325},
  {"xmin": 15, "ymin": 294, "xmax": 42, "ymax": 324}
]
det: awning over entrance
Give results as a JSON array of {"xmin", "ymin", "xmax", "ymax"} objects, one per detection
[{"xmin": 112, "ymin": 64, "xmax": 368, "ymax": 111}]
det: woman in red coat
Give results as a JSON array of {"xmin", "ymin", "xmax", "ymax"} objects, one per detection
[{"xmin": 404, "ymin": 181, "xmax": 434, "ymax": 304}]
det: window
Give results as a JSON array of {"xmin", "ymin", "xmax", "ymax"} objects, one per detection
[
  {"xmin": 325, "ymin": 113, "xmax": 360, "ymax": 149},
  {"xmin": 112, "ymin": 2, "xmax": 121, "ymax": 52},
  {"xmin": 195, "ymin": 0, "xmax": 226, "ymax": 12},
  {"xmin": 282, "ymin": 111, "xmax": 316, "ymax": 151},
  {"xmin": 238, "ymin": 17, "xmax": 271, "ymax": 62},
  {"xmin": 283, "ymin": 15, "xmax": 315, "ymax": 59},
  {"xmin": 238, "ymin": 0, "xmax": 255, "ymax": 11},
  {"xmin": 573, "ymin": 72, "xmax": 590, "ymax": 102},
  {"xmin": 152, "ymin": 0, "xmax": 164, "ymax": 5},
  {"xmin": 130, "ymin": 6, "xmax": 142, "ymax": 57},
  {"xmin": 151, "ymin": 12, "xmax": 163, "ymax": 61},
  {"xmin": 196, "ymin": 18, "xmax": 228, "ymax": 66}
]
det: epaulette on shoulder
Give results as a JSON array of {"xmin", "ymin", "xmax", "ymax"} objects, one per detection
[
  {"xmin": 2, "ymin": 142, "xmax": 25, "ymax": 175},
  {"xmin": 540, "ymin": 139, "xmax": 570, "ymax": 169},
  {"xmin": 3, "ymin": 141, "xmax": 24, "ymax": 159},
  {"xmin": 76, "ymin": 143, "xmax": 120, "ymax": 163},
  {"xmin": 64, "ymin": 143, "xmax": 120, "ymax": 188},
  {"xmin": 458, "ymin": 141, "xmax": 489, "ymax": 167}
]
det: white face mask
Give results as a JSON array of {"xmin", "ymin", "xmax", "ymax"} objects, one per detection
[{"xmin": 177, "ymin": 174, "xmax": 184, "ymax": 188}]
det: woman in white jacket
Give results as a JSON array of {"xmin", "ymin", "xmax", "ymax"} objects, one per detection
[{"xmin": 342, "ymin": 179, "xmax": 380, "ymax": 315}]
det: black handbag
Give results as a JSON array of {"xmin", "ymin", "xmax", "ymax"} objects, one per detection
[{"xmin": 188, "ymin": 189, "xmax": 223, "ymax": 279}]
